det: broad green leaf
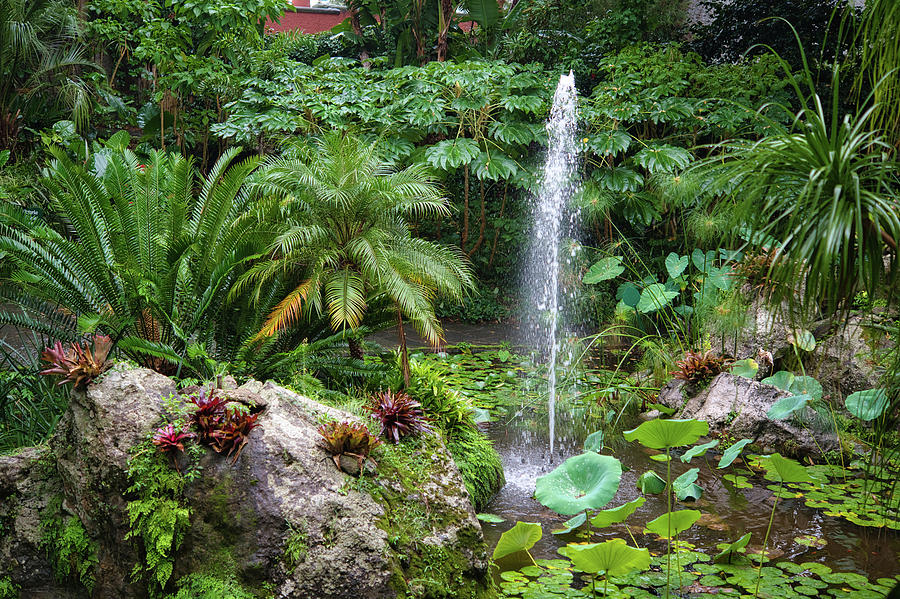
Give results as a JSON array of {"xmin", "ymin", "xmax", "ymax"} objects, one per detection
[
  {"xmin": 477, "ymin": 513, "xmax": 505, "ymax": 523},
  {"xmin": 473, "ymin": 150, "xmax": 518, "ymax": 181},
  {"xmin": 590, "ymin": 497, "xmax": 646, "ymax": 528},
  {"xmin": 766, "ymin": 394, "xmax": 811, "ymax": 420},
  {"xmin": 636, "ymin": 284, "xmax": 679, "ymax": 314},
  {"xmin": 790, "ymin": 329, "xmax": 816, "ymax": 352},
  {"xmin": 624, "ymin": 418, "xmax": 709, "ymax": 449},
  {"xmin": 647, "ymin": 402, "xmax": 677, "ymax": 416},
  {"xmin": 845, "ymin": 389, "xmax": 888, "ymax": 421},
  {"xmin": 706, "ymin": 265, "xmax": 734, "ymax": 291},
  {"xmin": 717, "ymin": 439, "xmax": 752, "ymax": 468},
  {"xmin": 680, "ymin": 440, "xmax": 719, "ymax": 463},
  {"xmin": 585, "ymin": 130, "xmax": 632, "ymax": 157},
  {"xmin": 789, "ymin": 376, "xmax": 823, "ymax": 400},
  {"xmin": 534, "ymin": 453, "xmax": 623, "ymax": 515},
  {"xmin": 583, "ymin": 257, "xmax": 625, "ymax": 283},
  {"xmin": 730, "ymin": 359, "xmax": 759, "ymax": 379},
  {"xmin": 493, "ymin": 521, "xmax": 542, "ymax": 559},
  {"xmin": 673, "ymin": 468, "xmax": 699, "ymax": 497},
  {"xmin": 594, "ymin": 166, "xmax": 644, "ymax": 192},
  {"xmin": 691, "ymin": 248, "xmax": 717, "ymax": 273},
  {"xmin": 551, "ymin": 511, "xmax": 586, "ymax": 535},
  {"xmin": 497, "ymin": 349, "xmax": 511, "ymax": 362},
  {"xmin": 715, "ymin": 533, "xmax": 751, "ymax": 560},
  {"xmin": 645, "ymin": 509, "xmax": 701, "ymax": 539},
  {"xmin": 471, "ymin": 407, "xmax": 492, "ymax": 423},
  {"xmin": 665, "ymin": 253, "xmax": 689, "ymax": 279},
  {"xmin": 676, "ymin": 483, "xmax": 703, "ymax": 501},
  {"xmin": 616, "ymin": 282, "xmax": 641, "ymax": 307},
  {"xmin": 633, "ymin": 144, "xmax": 692, "ymax": 174},
  {"xmin": 650, "ymin": 453, "xmax": 672, "ymax": 462},
  {"xmin": 424, "ymin": 138, "xmax": 480, "ymax": 170},
  {"xmin": 761, "ymin": 453, "xmax": 812, "ymax": 483},
  {"xmin": 584, "ymin": 430, "xmax": 604, "ymax": 452},
  {"xmin": 636, "ymin": 471, "xmax": 666, "ymax": 494},
  {"xmin": 566, "ymin": 539, "xmax": 651, "ymax": 576},
  {"xmin": 761, "ymin": 370, "xmax": 795, "ymax": 391}
]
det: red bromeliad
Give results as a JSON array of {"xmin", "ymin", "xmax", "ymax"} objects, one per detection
[{"xmin": 39, "ymin": 335, "xmax": 113, "ymax": 389}]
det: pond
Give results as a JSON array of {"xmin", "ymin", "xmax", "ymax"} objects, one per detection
[{"xmin": 419, "ymin": 347, "xmax": 900, "ymax": 589}]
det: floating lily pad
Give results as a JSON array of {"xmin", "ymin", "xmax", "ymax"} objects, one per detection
[
  {"xmin": 493, "ymin": 521, "xmax": 542, "ymax": 560},
  {"xmin": 477, "ymin": 513, "xmax": 505, "ymax": 523},
  {"xmin": 794, "ymin": 535, "xmax": 826, "ymax": 549},
  {"xmin": 590, "ymin": 497, "xmax": 646, "ymax": 529},
  {"xmin": 535, "ymin": 452, "xmax": 623, "ymax": 515},
  {"xmin": 723, "ymin": 474, "xmax": 752, "ymax": 489},
  {"xmin": 624, "ymin": 418, "xmax": 709, "ymax": 449}
]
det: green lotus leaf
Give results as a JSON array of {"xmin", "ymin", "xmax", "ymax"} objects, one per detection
[
  {"xmin": 565, "ymin": 538, "xmax": 652, "ymax": 576},
  {"xmin": 477, "ymin": 513, "xmax": 505, "ymax": 523},
  {"xmin": 534, "ymin": 453, "xmax": 623, "ymax": 516},
  {"xmin": 551, "ymin": 511, "xmax": 586, "ymax": 535},
  {"xmin": 676, "ymin": 483, "xmax": 703, "ymax": 501},
  {"xmin": 760, "ymin": 453, "xmax": 812, "ymax": 483},
  {"xmin": 761, "ymin": 370, "xmax": 794, "ymax": 391},
  {"xmin": 681, "ymin": 439, "xmax": 719, "ymax": 463},
  {"xmin": 790, "ymin": 329, "xmax": 816, "ymax": 352},
  {"xmin": 584, "ymin": 430, "xmax": 604, "ymax": 452},
  {"xmin": 636, "ymin": 470, "xmax": 666, "ymax": 494},
  {"xmin": 583, "ymin": 257, "xmax": 625, "ymax": 284},
  {"xmin": 766, "ymin": 394, "xmax": 811, "ymax": 420},
  {"xmin": 645, "ymin": 509, "xmax": 701, "ymax": 539},
  {"xmin": 623, "ymin": 418, "xmax": 709, "ymax": 449},
  {"xmin": 493, "ymin": 521, "xmax": 542, "ymax": 560},
  {"xmin": 789, "ymin": 375, "xmax": 823, "ymax": 400},
  {"xmin": 590, "ymin": 497, "xmax": 646, "ymax": 529},
  {"xmin": 730, "ymin": 358, "xmax": 759, "ymax": 379},
  {"xmin": 715, "ymin": 533, "xmax": 751, "ymax": 560},
  {"xmin": 717, "ymin": 439, "xmax": 752, "ymax": 468},
  {"xmin": 845, "ymin": 389, "xmax": 888, "ymax": 421},
  {"xmin": 673, "ymin": 468, "xmax": 699, "ymax": 494},
  {"xmin": 650, "ymin": 453, "xmax": 671, "ymax": 462}
]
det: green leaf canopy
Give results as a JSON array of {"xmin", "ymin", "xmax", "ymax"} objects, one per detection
[{"xmin": 535, "ymin": 453, "xmax": 623, "ymax": 516}]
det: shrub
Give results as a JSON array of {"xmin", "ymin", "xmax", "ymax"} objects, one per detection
[
  {"xmin": 39, "ymin": 335, "xmax": 112, "ymax": 389},
  {"xmin": 317, "ymin": 421, "xmax": 381, "ymax": 474},
  {"xmin": 366, "ymin": 390, "xmax": 432, "ymax": 444}
]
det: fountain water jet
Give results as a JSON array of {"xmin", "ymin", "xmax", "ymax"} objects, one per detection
[{"xmin": 524, "ymin": 72, "xmax": 580, "ymax": 457}]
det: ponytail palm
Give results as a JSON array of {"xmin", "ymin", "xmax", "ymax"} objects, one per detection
[
  {"xmin": 0, "ymin": 146, "xmax": 265, "ymax": 375},
  {"xmin": 695, "ymin": 56, "xmax": 900, "ymax": 317},
  {"xmin": 238, "ymin": 132, "xmax": 474, "ymax": 379}
]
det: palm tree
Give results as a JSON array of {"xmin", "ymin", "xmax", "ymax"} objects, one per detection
[
  {"xmin": 0, "ymin": 0, "xmax": 96, "ymax": 152},
  {"xmin": 693, "ymin": 47, "xmax": 900, "ymax": 318},
  {"xmin": 237, "ymin": 132, "xmax": 474, "ymax": 386},
  {"xmin": 0, "ymin": 144, "xmax": 266, "ymax": 377}
]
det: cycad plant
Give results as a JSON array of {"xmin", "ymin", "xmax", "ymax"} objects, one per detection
[
  {"xmin": 693, "ymin": 37, "xmax": 900, "ymax": 317},
  {"xmin": 0, "ymin": 144, "xmax": 265, "ymax": 377},
  {"xmin": 237, "ymin": 132, "xmax": 474, "ymax": 386},
  {"xmin": 0, "ymin": 0, "xmax": 96, "ymax": 151}
]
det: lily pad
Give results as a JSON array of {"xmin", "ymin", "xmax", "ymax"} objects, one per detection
[
  {"xmin": 680, "ymin": 439, "xmax": 719, "ymax": 463},
  {"xmin": 717, "ymin": 439, "xmax": 752, "ymax": 468},
  {"xmin": 674, "ymin": 468, "xmax": 702, "ymax": 501},
  {"xmin": 534, "ymin": 453, "xmax": 623, "ymax": 515},
  {"xmin": 845, "ymin": 389, "xmax": 888, "ymax": 421},
  {"xmin": 566, "ymin": 538, "xmax": 651, "ymax": 576},
  {"xmin": 789, "ymin": 375, "xmax": 823, "ymax": 400},
  {"xmin": 551, "ymin": 511, "xmax": 587, "ymax": 535},
  {"xmin": 477, "ymin": 513, "xmax": 505, "ymax": 523},
  {"xmin": 493, "ymin": 521, "xmax": 542, "ymax": 560},
  {"xmin": 590, "ymin": 497, "xmax": 646, "ymax": 529},
  {"xmin": 794, "ymin": 535, "xmax": 826, "ymax": 549},
  {"xmin": 636, "ymin": 471, "xmax": 666, "ymax": 494},
  {"xmin": 623, "ymin": 418, "xmax": 709, "ymax": 450},
  {"xmin": 645, "ymin": 509, "xmax": 701, "ymax": 539}
]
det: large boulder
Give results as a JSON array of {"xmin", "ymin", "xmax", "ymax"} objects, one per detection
[
  {"xmin": 0, "ymin": 364, "xmax": 495, "ymax": 599},
  {"xmin": 658, "ymin": 373, "xmax": 838, "ymax": 457}
]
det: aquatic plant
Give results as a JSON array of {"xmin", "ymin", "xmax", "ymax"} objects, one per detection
[
  {"xmin": 317, "ymin": 420, "xmax": 381, "ymax": 474},
  {"xmin": 39, "ymin": 335, "xmax": 113, "ymax": 389},
  {"xmin": 534, "ymin": 452, "xmax": 623, "ymax": 516},
  {"xmin": 366, "ymin": 390, "xmax": 432, "ymax": 444}
]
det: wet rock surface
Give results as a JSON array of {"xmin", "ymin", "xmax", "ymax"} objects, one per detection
[{"xmin": 0, "ymin": 364, "xmax": 494, "ymax": 598}]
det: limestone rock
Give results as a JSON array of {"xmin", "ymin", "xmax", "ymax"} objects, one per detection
[
  {"xmin": 659, "ymin": 373, "xmax": 837, "ymax": 457},
  {"xmin": 0, "ymin": 365, "xmax": 495, "ymax": 599}
]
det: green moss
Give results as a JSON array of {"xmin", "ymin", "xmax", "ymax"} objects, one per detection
[
  {"xmin": 164, "ymin": 573, "xmax": 266, "ymax": 599},
  {"xmin": 447, "ymin": 426, "xmax": 505, "ymax": 512},
  {"xmin": 38, "ymin": 496, "xmax": 98, "ymax": 593}
]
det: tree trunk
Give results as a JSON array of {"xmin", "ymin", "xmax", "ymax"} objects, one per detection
[
  {"xmin": 436, "ymin": 0, "xmax": 453, "ymax": 61},
  {"xmin": 460, "ymin": 165, "xmax": 470, "ymax": 251},
  {"xmin": 396, "ymin": 309, "xmax": 410, "ymax": 389},
  {"xmin": 348, "ymin": 336, "xmax": 364, "ymax": 360}
]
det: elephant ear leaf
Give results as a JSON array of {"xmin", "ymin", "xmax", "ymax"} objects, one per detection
[
  {"xmin": 845, "ymin": 389, "xmax": 888, "ymax": 421},
  {"xmin": 583, "ymin": 257, "xmax": 625, "ymax": 283},
  {"xmin": 492, "ymin": 521, "xmax": 542, "ymax": 560},
  {"xmin": 636, "ymin": 283, "xmax": 678, "ymax": 314}
]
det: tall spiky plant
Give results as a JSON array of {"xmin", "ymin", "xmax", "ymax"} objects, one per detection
[
  {"xmin": 0, "ymin": 144, "xmax": 266, "ymax": 377},
  {"xmin": 235, "ymin": 132, "xmax": 475, "ymax": 386},
  {"xmin": 853, "ymin": 0, "xmax": 900, "ymax": 150},
  {"xmin": 692, "ymin": 28, "xmax": 900, "ymax": 319}
]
